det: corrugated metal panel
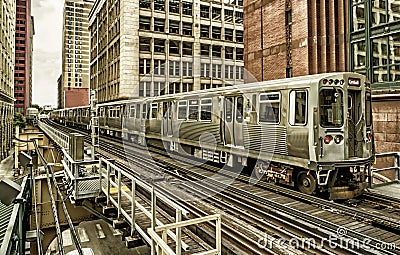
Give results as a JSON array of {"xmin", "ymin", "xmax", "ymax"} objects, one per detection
[
  {"xmin": 244, "ymin": 124, "xmax": 288, "ymax": 155},
  {"xmin": 0, "ymin": 178, "xmax": 23, "ymax": 249}
]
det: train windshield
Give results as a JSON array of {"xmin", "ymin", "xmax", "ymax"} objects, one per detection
[{"xmin": 319, "ymin": 88, "xmax": 344, "ymax": 127}]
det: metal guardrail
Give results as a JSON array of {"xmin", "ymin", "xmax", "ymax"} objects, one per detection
[
  {"xmin": 371, "ymin": 152, "xmax": 400, "ymax": 188},
  {"xmin": 99, "ymin": 158, "xmax": 221, "ymax": 255},
  {"xmin": 62, "ymin": 148, "xmax": 100, "ymax": 201},
  {"xmin": 37, "ymin": 120, "xmax": 69, "ymax": 149},
  {"xmin": 148, "ymin": 214, "xmax": 221, "ymax": 255}
]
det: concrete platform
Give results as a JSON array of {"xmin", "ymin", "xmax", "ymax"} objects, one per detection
[{"xmin": 370, "ymin": 183, "xmax": 400, "ymax": 199}]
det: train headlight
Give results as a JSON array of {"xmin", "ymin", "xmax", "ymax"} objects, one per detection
[
  {"xmin": 324, "ymin": 135, "xmax": 333, "ymax": 144},
  {"xmin": 334, "ymin": 135, "xmax": 343, "ymax": 144},
  {"xmin": 367, "ymin": 133, "xmax": 372, "ymax": 141}
]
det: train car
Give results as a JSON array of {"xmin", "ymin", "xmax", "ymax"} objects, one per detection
[
  {"xmin": 26, "ymin": 107, "xmax": 39, "ymax": 124},
  {"xmin": 51, "ymin": 72, "xmax": 374, "ymax": 199}
]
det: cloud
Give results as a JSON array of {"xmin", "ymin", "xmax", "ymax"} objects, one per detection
[{"xmin": 32, "ymin": 0, "xmax": 63, "ymax": 107}]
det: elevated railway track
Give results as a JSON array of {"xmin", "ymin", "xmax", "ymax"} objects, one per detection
[{"xmin": 39, "ymin": 120, "xmax": 400, "ymax": 255}]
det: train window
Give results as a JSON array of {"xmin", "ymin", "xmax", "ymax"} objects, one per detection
[
  {"xmin": 116, "ymin": 107, "xmax": 120, "ymax": 118},
  {"xmin": 200, "ymin": 98, "xmax": 212, "ymax": 121},
  {"xmin": 319, "ymin": 89, "xmax": 343, "ymax": 127},
  {"xmin": 236, "ymin": 97, "xmax": 244, "ymax": 123},
  {"xmin": 178, "ymin": 101, "xmax": 188, "ymax": 120},
  {"xmin": 188, "ymin": 100, "xmax": 199, "ymax": 120},
  {"xmin": 142, "ymin": 104, "xmax": 148, "ymax": 119},
  {"xmin": 226, "ymin": 97, "xmax": 233, "ymax": 122},
  {"xmin": 289, "ymin": 90, "xmax": 307, "ymax": 125},
  {"xmin": 259, "ymin": 92, "xmax": 280, "ymax": 123},
  {"xmin": 136, "ymin": 104, "xmax": 141, "ymax": 118},
  {"xmin": 151, "ymin": 103, "xmax": 158, "ymax": 119},
  {"xmin": 130, "ymin": 105, "xmax": 135, "ymax": 118},
  {"xmin": 366, "ymin": 92, "xmax": 372, "ymax": 126}
]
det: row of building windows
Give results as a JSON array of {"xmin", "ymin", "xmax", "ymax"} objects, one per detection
[
  {"xmin": 139, "ymin": 81, "xmax": 194, "ymax": 97},
  {"xmin": 139, "ymin": 37, "xmax": 243, "ymax": 60}
]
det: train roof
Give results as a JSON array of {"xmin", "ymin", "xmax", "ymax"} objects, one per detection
[{"xmin": 54, "ymin": 72, "xmax": 366, "ymax": 111}]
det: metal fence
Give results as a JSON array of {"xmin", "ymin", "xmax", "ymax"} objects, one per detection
[
  {"xmin": 371, "ymin": 152, "xmax": 400, "ymax": 188},
  {"xmin": 99, "ymin": 158, "xmax": 221, "ymax": 255}
]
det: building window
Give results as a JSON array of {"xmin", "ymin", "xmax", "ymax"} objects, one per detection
[
  {"xmin": 212, "ymin": 27, "xmax": 221, "ymax": 39},
  {"xmin": 225, "ymin": 28, "xmax": 234, "ymax": 41},
  {"xmin": 139, "ymin": 0, "xmax": 151, "ymax": 9},
  {"xmin": 212, "ymin": 64, "xmax": 222, "ymax": 78},
  {"xmin": 201, "ymin": 63, "xmax": 211, "ymax": 77},
  {"xmin": 225, "ymin": 47, "xmax": 234, "ymax": 59},
  {"xmin": 182, "ymin": 23, "xmax": 192, "ymax": 36},
  {"xmin": 169, "ymin": 61, "xmax": 180, "ymax": 76},
  {"xmin": 182, "ymin": 2, "xmax": 192, "ymax": 15},
  {"xmin": 139, "ymin": 16, "xmax": 151, "ymax": 30},
  {"xmin": 182, "ymin": 83, "xmax": 193, "ymax": 92},
  {"xmin": 201, "ymin": 44, "xmax": 210, "ymax": 57},
  {"xmin": 169, "ymin": 20, "xmax": 180, "ymax": 34},
  {"xmin": 225, "ymin": 65, "xmax": 234, "ymax": 79},
  {"xmin": 286, "ymin": 67, "xmax": 293, "ymax": 78},
  {"xmin": 236, "ymin": 31, "xmax": 243, "ymax": 42},
  {"xmin": 182, "ymin": 42, "xmax": 193, "ymax": 56},
  {"xmin": 169, "ymin": 41, "xmax": 180, "ymax": 55},
  {"xmin": 212, "ymin": 46, "xmax": 222, "ymax": 58},
  {"xmin": 139, "ymin": 37, "xmax": 151, "ymax": 52},
  {"xmin": 200, "ymin": 25, "xmax": 209, "ymax": 38},
  {"xmin": 235, "ymin": 11, "xmax": 243, "ymax": 23},
  {"xmin": 182, "ymin": 62, "xmax": 193, "ymax": 76},
  {"xmin": 154, "ymin": 39, "xmax": 165, "ymax": 53},
  {"xmin": 139, "ymin": 59, "xmax": 151, "ymax": 74},
  {"xmin": 200, "ymin": 5, "xmax": 209, "ymax": 18},
  {"xmin": 236, "ymin": 48, "xmax": 244, "ymax": 60},
  {"xmin": 225, "ymin": 9, "xmax": 234, "ymax": 23},
  {"xmin": 154, "ymin": 18, "xmax": 165, "ymax": 32},
  {"xmin": 154, "ymin": 59, "xmax": 165, "ymax": 75},
  {"xmin": 212, "ymin": 7, "xmax": 221, "ymax": 21},
  {"xmin": 139, "ymin": 82, "xmax": 150, "ymax": 97},
  {"xmin": 154, "ymin": 0, "xmax": 165, "ymax": 11},
  {"xmin": 170, "ymin": 0, "xmax": 180, "ymax": 13}
]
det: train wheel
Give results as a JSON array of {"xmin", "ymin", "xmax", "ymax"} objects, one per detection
[{"xmin": 297, "ymin": 171, "xmax": 316, "ymax": 194}]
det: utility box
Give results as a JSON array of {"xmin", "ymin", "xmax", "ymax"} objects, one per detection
[
  {"xmin": 0, "ymin": 177, "xmax": 22, "ymax": 206},
  {"xmin": 69, "ymin": 133, "xmax": 84, "ymax": 161}
]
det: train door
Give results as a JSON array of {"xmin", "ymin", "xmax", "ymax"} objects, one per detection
[
  {"xmin": 224, "ymin": 96, "xmax": 244, "ymax": 147},
  {"xmin": 347, "ymin": 90, "xmax": 363, "ymax": 158},
  {"xmin": 162, "ymin": 101, "xmax": 173, "ymax": 137}
]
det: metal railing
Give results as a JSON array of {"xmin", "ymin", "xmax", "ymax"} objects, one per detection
[
  {"xmin": 370, "ymin": 152, "xmax": 400, "ymax": 188},
  {"xmin": 148, "ymin": 214, "xmax": 221, "ymax": 255},
  {"xmin": 37, "ymin": 120, "xmax": 69, "ymax": 149},
  {"xmin": 99, "ymin": 158, "xmax": 221, "ymax": 255},
  {"xmin": 62, "ymin": 148, "xmax": 100, "ymax": 201}
]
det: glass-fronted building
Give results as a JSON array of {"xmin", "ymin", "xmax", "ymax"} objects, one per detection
[{"xmin": 350, "ymin": 0, "xmax": 400, "ymax": 90}]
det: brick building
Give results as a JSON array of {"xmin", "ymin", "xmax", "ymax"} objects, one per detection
[
  {"xmin": 14, "ymin": 0, "xmax": 34, "ymax": 115},
  {"xmin": 60, "ymin": 0, "xmax": 94, "ymax": 108},
  {"xmin": 0, "ymin": 0, "xmax": 16, "ymax": 160},
  {"xmin": 89, "ymin": 0, "xmax": 244, "ymax": 103},
  {"xmin": 244, "ymin": 0, "xmax": 348, "ymax": 81}
]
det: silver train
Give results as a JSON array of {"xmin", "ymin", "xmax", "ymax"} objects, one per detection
[{"xmin": 51, "ymin": 72, "xmax": 374, "ymax": 199}]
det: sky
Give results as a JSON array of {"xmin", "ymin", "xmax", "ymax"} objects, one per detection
[{"xmin": 31, "ymin": 0, "xmax": 63, "ymax": 107}]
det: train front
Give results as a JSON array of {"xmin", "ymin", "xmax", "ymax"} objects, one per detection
[{"xmin": 311, "ymin": 73, "xmax": 374, "ymax": 200}]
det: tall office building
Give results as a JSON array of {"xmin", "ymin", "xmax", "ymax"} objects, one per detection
[
  {"xmin": 60, "ymin": 0, "xmax": 94, "ymax": 108},
  {"xmin": 89, "ymin": 0, "xmax": 244, "ymax": 103},
  {"xmin": 0, "ymin": 0, "xmax": 16, "ymax": 160},
  {"xmin": 244, "ymin": 0, "xmax": 348, "ymax": 81},
  {"xmin": 14, "ymin": 0, "xmax": 34, "ymax": 115},
  {"xmin": 349, "ymin": 1, "xmax": 400, "ymax": 90}
]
